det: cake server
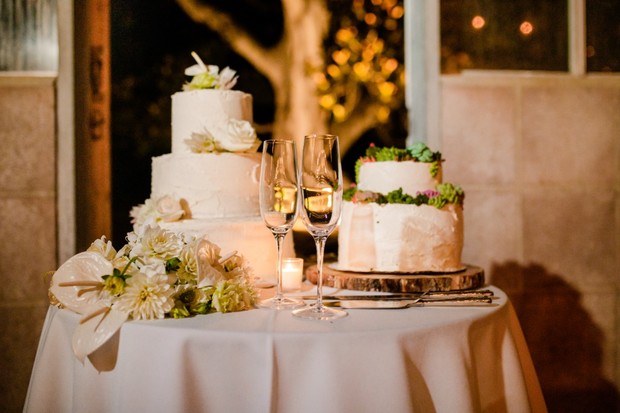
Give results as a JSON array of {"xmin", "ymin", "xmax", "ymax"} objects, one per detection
[
  {"xmin": 301, "ymin": 289, "xmax": 495, "ymax": 301},
  {"xmin": 323, "ymin": 296, "xmax": 495, "ymax": 309}
]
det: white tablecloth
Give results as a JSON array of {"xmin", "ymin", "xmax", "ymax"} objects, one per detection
[{"xmin": 24, "ymin": 286, "xmax": 546, "ymax": 413}]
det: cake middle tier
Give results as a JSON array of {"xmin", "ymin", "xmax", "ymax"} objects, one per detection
[{"xmin": 152, "ymin": 152, "xmax": 261, "ymax": 218}]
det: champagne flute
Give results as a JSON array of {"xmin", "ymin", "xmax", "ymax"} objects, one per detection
[
  {"xmin": 258, "ymin": 139, "xmax": 304, "ymax": 309},
  {"xmin": 292, "ymin": 134, "xmax": 347, "ymax": 320}
]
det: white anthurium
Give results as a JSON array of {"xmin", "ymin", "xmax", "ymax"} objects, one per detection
[
  {"xmin": 72, "ymin": 307, "xmax": 128, "ymax": 364},
  {"xmin": 50, "ymin": 251, "xmax": 114, "ymax": 315},
  {"xmin": 184, "ymin": 63, "xmax": 218, "ymax": 77},
  {"xmin": 196, "ymin": 238, "xmax": 225, "ymax": 287},
  {"xmin": 49, "ymin": 251, "xmax": 130, "ymax": 362}
]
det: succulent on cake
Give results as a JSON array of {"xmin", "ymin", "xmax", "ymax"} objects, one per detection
[
  {"xmin": 48, "ymin": 227, "xmax": 257, "ymax": 363},
  {"xmin": 355, "ymin": 142, "xmax": 443, "ymax": 180},
  {"xmin": 344, "ymin": 182, "xmax": 464, "ymax": 208}
]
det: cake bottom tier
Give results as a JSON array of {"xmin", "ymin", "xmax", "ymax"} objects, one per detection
[
  {"xmin": 337, "ymin": 202, "xmax": 464, "ymax": 273},
  {"xmin": 161, "ymin": 216, "xmax": 295, "ymax": 283}
]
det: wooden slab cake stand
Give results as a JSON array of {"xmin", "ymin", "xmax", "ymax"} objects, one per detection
[{"xmin": 305, "ymin": 263, "xmax": 485, "ymax": 293}]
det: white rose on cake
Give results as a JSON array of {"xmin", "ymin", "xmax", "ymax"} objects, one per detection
[
  {"xmin": 214, "ymin": 118, "xmax": 260, "ymax": 152},
  {"xmin": 156, "ymin": 195, "xmax": 187, "ymax": 222},
  {"xmin": 130, "ymin": 195, "xmax": 188, "ymax": 228}
]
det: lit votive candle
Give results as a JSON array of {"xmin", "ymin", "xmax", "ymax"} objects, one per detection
[{"xmin": 281, "ymin": 258, "xmax": 304, "ymax": 291}]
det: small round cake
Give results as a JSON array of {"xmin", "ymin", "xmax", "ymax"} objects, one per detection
[{"xmin": 337, "ymin": 144, "xmax": 464, "ymax": 273}]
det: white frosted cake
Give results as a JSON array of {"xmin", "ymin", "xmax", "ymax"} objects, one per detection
[
  {"xmin": 337, "ymin": 144, "xmax": 464, "ymax": 273},
  {"xmin": 131, "ymin": 61, "xmax": 294, "ymax": 282}
]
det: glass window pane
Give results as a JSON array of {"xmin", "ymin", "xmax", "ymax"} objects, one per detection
[
  {"xmin": 586, "ymin": 0, "xmax": 620, "ymax": 72},
  {"xmin": 0, "ymin": 0, "xmax": 58, "ymax": 71},
  {"xmin": 440, "ymin": 0, "xmax": 568, "ymax": 73}
]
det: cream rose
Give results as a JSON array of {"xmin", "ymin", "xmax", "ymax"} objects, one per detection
[
  {"xmin": 156, "ymin": 195, "xmax": 186, "ymax": 222},
  {"xmin": 215, "ymin": 119, "xmax": 259, "ymax": 152}
]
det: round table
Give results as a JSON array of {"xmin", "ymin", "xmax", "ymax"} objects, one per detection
[{"xmin": 24, "ymin": 286, "xmax": 546, "ymax": 413}]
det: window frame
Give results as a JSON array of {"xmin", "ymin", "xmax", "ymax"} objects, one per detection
[{"xmin": 404, "ymin": 0, "xmax": 592, "ymax": 147}]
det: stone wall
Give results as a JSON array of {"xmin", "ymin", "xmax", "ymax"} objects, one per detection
[
  {"xmin": 440, "ymin": 73, "xmax": 620, "ymax": 411},
  {"xmin": 0, "ymin": 74, "xmax": 57, "ymax": 412}
]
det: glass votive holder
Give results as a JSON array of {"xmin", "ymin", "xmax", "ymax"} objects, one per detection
[{"xmin": 281, "ymin": 258, "xmax": 304, "ymax": 291}]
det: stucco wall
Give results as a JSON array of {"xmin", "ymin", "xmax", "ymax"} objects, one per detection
[
  {"xmin": 0, "ymin": 74, "xmax": 57, "ymax": 412},
  {"xmin": 440, "ymin": 73, "xmax": 620, "ymax": 411}
]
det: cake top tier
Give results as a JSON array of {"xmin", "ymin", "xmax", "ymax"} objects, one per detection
[
  {"xmin": 355, "ymin": 142, "xmax": 443, "ymax": 194},
  {"xmin": 345, "ymin": 143, "xmax": 464, "ymax": 208},
  {"xmin": 171, "ymin": 53, "xmax": 259, "ymax": 154},
  {"xmin": 354, "ymin": 142, "xmax": 443, "ymax": 182}
]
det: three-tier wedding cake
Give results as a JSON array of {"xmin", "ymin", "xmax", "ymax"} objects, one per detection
[{"xmin": 131, "ymin": 57, "xmax": 294, "ymax": 282}]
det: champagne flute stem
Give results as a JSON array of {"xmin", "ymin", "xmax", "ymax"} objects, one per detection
[
  {"xmin": 313, "ymin": 235, "xmax": 328, "ymax": 309},
  {"xmin": 274, "ymin": 232, "xmax": 285, "ymax": 299}
]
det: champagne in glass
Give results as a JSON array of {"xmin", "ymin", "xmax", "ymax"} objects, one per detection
[
  {"xmin": 258, "ymin": 139, "xmax": 304, "ymax": 309},
  {"xmin": 292, "ymin": 134, "xmax": 347, "ymax": 320}
]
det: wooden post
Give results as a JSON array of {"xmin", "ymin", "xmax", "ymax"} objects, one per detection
[{"xmin": 75, "ymin": 0, "xmax": 111, "ymax": 249}]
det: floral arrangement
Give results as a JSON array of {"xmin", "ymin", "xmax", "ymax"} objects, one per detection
[
  {"xmin": 49, "ymin": 224, "xmax": 257, "ymax": 362},
  {"xmin": 344, "ymin": 182, "xmax": 464, "ymax": 208},
  {"xmin": 182, "ymin": 52, "xmax": 260, "ymax": 153}
]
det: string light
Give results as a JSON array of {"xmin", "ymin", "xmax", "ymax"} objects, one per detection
[
  {"xmin": 520, "ymin": 21, "xmax": 534, "ymax": 35},
  {"xmin": 471, "ymin": 15, "xmax": 485, "ymax": 30}
]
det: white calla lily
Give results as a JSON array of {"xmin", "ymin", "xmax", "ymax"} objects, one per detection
[
  {"xmin": 50, "ymin": 251, "xmax": 113, "ymax": 315},
  {"xmin": 72, "ymin": 307, "xmax": 129, "ymax": 364},
  {"xmin": 50, "ymin": 251, "xmax": 131, "ymax": 362},
  {"xmin": 184, "ymin": 63, "xmax": 205, "ymax": 76}
]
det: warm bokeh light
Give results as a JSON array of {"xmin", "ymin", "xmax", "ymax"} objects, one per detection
[
  {"xmin": 471, "ymin": 15, "xmax": 485, "ymax": 29},
  {"xmin": 377, "ymin": 106, "xmax": 390, "ymax": 122},
  {"xmin": 520, "ymin": 21, "xmax": 534, "ymax": 35},
  {"xmin": 364, "ymin": 13, "xmax": 377, "ymax": 25},
  {"xmin": 332, "ymin": 104, "xmax": 347, "ymax": 121},
  {"xmin": 390, "ymin": 5, "xmax": 404, "ymax": 19},
  {"xmin": 319, "ymin": 94, "xmax": 336, "ymax": 110},
  {"xmin": 377, "ymin": 81, "xmax": 396, "ymax": 102},
  {"xmin": 381, "ymin": 57, "xmax": 399, "ymax": 75},
  {"xmin": 353, "ymin": 61, "xmax": 371, "ymax": 80},
  {"xmin": 316, "ymin": 0, "xmax": 405, "ymax": 123},
  {"xmin": 327, "ymin": 64, "xmax": 342, "ymax": 79},
  {"xmin": 332, "ymin": 49, "xmax": 350, "ymax": 65}
]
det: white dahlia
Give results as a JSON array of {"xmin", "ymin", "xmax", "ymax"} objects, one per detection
[
  {"xmin": 114, "ymin": 273, "xmax": 175, "ymax": 320},
  {"xmin": 131, "ymin": 225, "xmax": 183, "ymax": 262}
]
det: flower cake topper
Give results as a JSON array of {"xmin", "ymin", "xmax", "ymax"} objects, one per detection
[
  {"xmin": 183, "ymin": 51, "xmax": 238, "ymax": 91},
  {"xmin": 182, "ymin": 52, "xmax": 260, "ymax": 153}
]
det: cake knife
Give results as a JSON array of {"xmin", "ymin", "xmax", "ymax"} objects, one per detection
[
  {"xmin": 301, "ymin": 289, "xmax": 495, "ymax": 301},
  {"xmin": 323, "ymin": 296, "xmax": 495, "ymax": 309}
]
